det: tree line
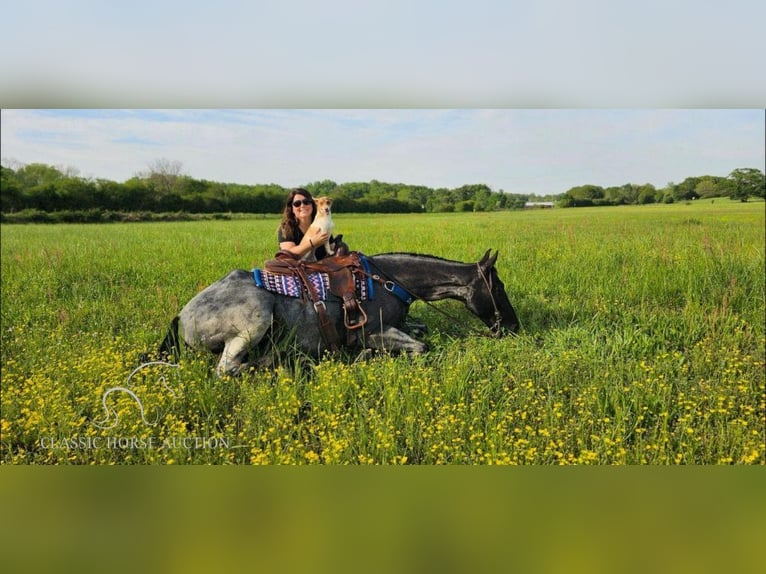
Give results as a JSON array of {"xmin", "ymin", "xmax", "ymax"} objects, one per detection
[
  {"xmin": 558, "ymin": 168, "xmax": 765, "ymax": 207},
  {"xmin": 1, "ymin": 160, "xmax": 763, "ymax": 223},
  {"xmin": 0, "ymin": 160, "xmax": 552, "ymax": 217}
]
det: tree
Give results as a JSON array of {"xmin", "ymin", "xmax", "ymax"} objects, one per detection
[
  {"xmin": 14, "ymin": 163, "xmax": 66, "ymax": 188},
  {"xmin": 55, "ymin": 177, "xmax": 97, "ymax": 210},
  {"xmin": 336, "ymin": 182, "xmax": 369, "ymax": 200},
  {"xmin": 306, "ymin": 180, "xmax": 337, "ymax": 197},
  {"xmin": 604, "ymin": 186, "xmax": 626, "ymax": 205},
  {"xmin": 660, "ymin": 182, "xmax": 677, "ymax": 203},
  {"xmin": 728, "ymin": 168, "xmax": 765, "ymax": 202},
  {"xmin": 471, "ymin": 186, "xmax": 493, "ymax": 211},
  {"xmin": 26, "ymin": 183, "xmax": 61, "ymax": 210},
  {"xmin": 637, "ymin": 183, "xmax": 658, "ymax": 204},
  {"xmin": 694, "ymin": 177, "xmax": 718, "ymax": 199},
  {"xmin": 675, "ymin": 176, "xmax": 701, "ymax": 200},
  {"xmin": 95, "ymin": 179, "xmax": 125, "ymax": 210},
  {"xmin": 122, "ymin": 177, "xmax": 154, "ymax": 210},
  {"xmin": 0, "ymin": 165, "xmax": 22, "ymax": 211},
  {"xmin": 620, "ymin": 183, "xmax": 641, "ymax": 204},
  {"xmin": 563, "ymin": 184, "xmax": 604, "ymax": 206},
  {"xmin": 138, "ymin": 158, "xmax": 184, "ymax": 198}
]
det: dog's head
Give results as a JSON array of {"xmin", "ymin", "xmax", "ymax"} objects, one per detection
[{"xmin": 314, "ymin": 196, "xmax": 333, "ymax": 216}]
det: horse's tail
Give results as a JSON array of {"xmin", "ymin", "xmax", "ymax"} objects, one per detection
[{"xmin": 158, "ymin": 315, "xmax": 181, "ymax": 361}]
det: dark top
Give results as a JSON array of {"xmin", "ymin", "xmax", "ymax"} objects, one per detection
[{"xmin": 277, "ymin": 226, "xmax": 332, "ymax": 260}]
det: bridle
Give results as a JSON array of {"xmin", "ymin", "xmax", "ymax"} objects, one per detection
[{"xmin": 476, "ymin": 263, "xmax": 504, "ymax": 335}]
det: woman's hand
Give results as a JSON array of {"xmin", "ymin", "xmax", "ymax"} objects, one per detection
[{"xmin": 307, "ymin": 230, "xmax": 330, "ymax": 247}]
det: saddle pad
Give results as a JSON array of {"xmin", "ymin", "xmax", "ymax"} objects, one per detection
[
  {"xmin": 253, "ymin": 268, "xmax": 372, "ymax": 301},
  {"xmin": 253, "ymin": 269, "xmax": 329, "ymax": 299}
]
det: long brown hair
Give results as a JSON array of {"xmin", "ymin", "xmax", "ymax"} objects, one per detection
[{"xmin": 278, "ymin": 188, "xmax": 316, "ymax": 241}]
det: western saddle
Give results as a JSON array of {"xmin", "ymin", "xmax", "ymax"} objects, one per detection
[{"xmin": 263, "ymin": 249, "xmax": 368, "ymax": 352}]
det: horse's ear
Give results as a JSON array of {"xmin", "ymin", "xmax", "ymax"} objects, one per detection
[{"xmin": 479, "ymin": 249, "xmax": 498, "ymax": 269}]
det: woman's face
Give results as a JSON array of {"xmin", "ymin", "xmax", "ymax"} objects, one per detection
[{"xmin": 292, "ymin": 193, "xmax": 315, "ymax": 220}]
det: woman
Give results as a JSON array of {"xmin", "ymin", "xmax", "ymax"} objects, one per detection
[{"xmin": 277, "ymin": 188, "xmax": 332, "ymax": 259}]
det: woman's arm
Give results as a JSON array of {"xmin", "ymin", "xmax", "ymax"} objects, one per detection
[
  {"xmin": 279, "ymin": 230, "xmax": 330, "ymax": 257},
  {"xmin": 279, "ymin": 236, "xmax": 312, "ymax": 257}
]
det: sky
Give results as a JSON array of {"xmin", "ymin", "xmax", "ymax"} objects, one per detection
[{"xmin": 1, "ymin": 109, "xmax": 763, "ymax": 196}]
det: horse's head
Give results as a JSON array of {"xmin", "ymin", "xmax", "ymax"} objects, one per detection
[{"xmin": 468, "ymin": 250, "xmax": 520, "ymax": 335}]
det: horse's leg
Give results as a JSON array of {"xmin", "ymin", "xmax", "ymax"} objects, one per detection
[
  {"xmin": 216, "ymin": 335, "xmax": 251, "ymax": 377},
  {"xmin": 365, "ymin": 325, "xmax": 428, "ymax": 354},
  {"xmin": 215, "ymin": 315, "xmax": 275, "ymax": 378}
]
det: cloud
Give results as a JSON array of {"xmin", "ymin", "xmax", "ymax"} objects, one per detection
[{"xmin": 1, "ymin": 109, "xmax": 763, "ymax": 194}]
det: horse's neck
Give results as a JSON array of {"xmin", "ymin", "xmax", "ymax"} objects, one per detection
[{"xmin": 374, "ymin": 254, "xmax": 473, "ymax": 302}]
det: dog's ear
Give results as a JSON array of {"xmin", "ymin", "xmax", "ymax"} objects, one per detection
[{"xmin": 333, "ymin": 234, "xmax": 349, "ymax": 255}]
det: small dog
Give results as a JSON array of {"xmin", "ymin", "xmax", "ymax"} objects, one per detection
[{"xmin": 303, "ymin": 196, "xmax": 335, "ymax": 261}]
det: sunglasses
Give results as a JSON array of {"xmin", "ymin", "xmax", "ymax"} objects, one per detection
[{"xmin": 292, "ymin": 199, "xmax": 314, "ymax": 208}]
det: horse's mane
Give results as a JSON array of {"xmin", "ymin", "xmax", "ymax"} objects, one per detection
[{"xmin": 370, "ymin": 252, "xmax": 460, "ymax": 263}]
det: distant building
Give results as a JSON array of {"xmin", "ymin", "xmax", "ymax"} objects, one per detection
[{"xmin": 524, "ymin": 201, "xmax": 554, "ymax": 209}]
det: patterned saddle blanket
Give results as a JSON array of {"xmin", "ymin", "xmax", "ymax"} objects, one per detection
[{"xmin": 253, "ymin": 268, "xmax": 373, "ymax": 302}]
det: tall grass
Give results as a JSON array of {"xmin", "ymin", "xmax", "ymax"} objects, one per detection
[{"xmin": 2, "ymin": 200, "xmax": 764, "ymax": 464}]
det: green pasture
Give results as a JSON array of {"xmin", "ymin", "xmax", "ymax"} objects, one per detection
[{"xmin": 1, "ymin": 200, "xmax": 764, "ymax": 464}]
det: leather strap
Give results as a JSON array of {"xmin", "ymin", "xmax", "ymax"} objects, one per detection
[{"xmin": 263, "ymin": 251, "xmax": 369, "ymax": 351}]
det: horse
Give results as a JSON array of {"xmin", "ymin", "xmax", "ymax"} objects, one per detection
[{"xmin": 158, "ymin": 249, "xmax": 520, "ymax": 377}]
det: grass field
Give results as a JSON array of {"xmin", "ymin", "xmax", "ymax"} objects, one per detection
[{"xmin": 1, "ymin": 200, "xmax": 764, "ymax": 464}]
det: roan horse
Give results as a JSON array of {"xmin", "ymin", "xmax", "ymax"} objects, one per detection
[{"xmin": 158, "ymin": 250, "xmax": 520, "ymax": 377}]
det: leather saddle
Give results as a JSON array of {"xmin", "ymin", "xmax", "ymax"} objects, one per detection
[{"xmin": 263, "ymin": 248, "xmax": 368, "ymax": 351}]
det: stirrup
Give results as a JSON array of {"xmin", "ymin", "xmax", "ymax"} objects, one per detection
[{"xmin": 343, "ymin": 303, "xmax": 367, "ymax": 330}]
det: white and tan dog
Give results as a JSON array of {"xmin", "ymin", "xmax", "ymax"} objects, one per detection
[{"xmin": 303, "ymin": 196, "xmax": 335, "ymax": 261}]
